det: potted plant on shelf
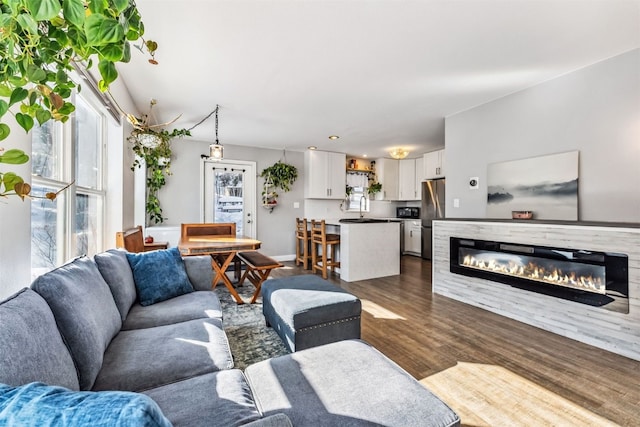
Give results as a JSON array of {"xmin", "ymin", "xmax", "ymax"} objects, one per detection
[
  {"xmin": 368, "ymin": 181, "xmax": 382, "ymax": 200},
  {"xmin": 0, "ymin": 0, "xmax": 155, "ymax": 200}
]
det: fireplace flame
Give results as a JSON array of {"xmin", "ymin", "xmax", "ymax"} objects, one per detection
[{"xmin": 462, "ymin": 255, "xmax": 605, "ymax": 294}]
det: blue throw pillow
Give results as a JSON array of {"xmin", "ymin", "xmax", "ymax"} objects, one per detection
[
  {"xmin": 126, "ymin": 248, "xmax": 194, "ymax": 306},
  {"xmin": 0, "ymin": 382, "xmax": 172, "ymax": 427}
]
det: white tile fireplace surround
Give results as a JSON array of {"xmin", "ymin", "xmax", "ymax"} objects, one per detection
[{"xmin": 433, "ymin": 219, "xmax": 640, "ymax": 361}]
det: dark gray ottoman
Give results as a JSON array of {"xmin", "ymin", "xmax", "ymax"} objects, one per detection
[
  {"xmin": 245, "ymin": 339, "xmax": 460, "ymax": 427},
  {"xmin": 262, "ymin": 275, "xmax": 361, "ymax": 352}
]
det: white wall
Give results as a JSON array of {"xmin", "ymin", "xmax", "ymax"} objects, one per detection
[
  {"xmin": 105, "ymin": 78, "xmax": 139, "ymax": 244},
  {"xmin": 0, "ymin": 120, "xmax": 32, "ymax": 298},
  {"xmin": 445, "ymin": 49, "xmax": 640, "ymax": 222},
  {"xmin": 155, "ymin": 141, "xmax": 304, "ymax": 258}
]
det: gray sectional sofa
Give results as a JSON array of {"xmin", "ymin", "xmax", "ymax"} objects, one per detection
[{"xmin": 0, "ymin": 248, "xmax": 460, "ymax": 427}]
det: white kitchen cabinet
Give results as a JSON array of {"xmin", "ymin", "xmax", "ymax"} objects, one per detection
[
  {"xmin": 304, "ymin": 150, "xmax": 346, "ymax": 199},
  {"xmin": 375, "ymin": 158, "xmax": 399, "ymax": 200},
  {"xmin": 415, "ymin": 156, "xmax": 424, "ymax": 196},
  {"xmin": 423, "ymin": 149, "xmax": 445, "ymax": 179},
  {"xmin": 398, "ymin": 159, "xmax": 416, "ymax": 201},
  {"xmin": 403, "ymin": 220, "xmax": 422, "ymax": 255},
  {"xmin": 398, "ymin": 158, "xmax": 423, "ymax": 201}
]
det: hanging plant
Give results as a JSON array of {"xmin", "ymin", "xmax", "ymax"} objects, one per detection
[
  {"xmin": 260, "ymin": 161, "xmax": 298, "ymax": 192},
  {"xmin": 128, "ymin": 119, "xmax": 191, "ymax": 225},
  {"xmin": 0, "ymin": 0, "xmax": 155, "ymax": 200},
  {"xmin": 127, "ymin": 102, "xmax": 221, "ymax": 224},
  {"xmin": 259, "ymin": 160, "xmax": 297, "ymax": 213}
]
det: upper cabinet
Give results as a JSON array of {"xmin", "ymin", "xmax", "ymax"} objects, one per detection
[
  {"xmin": 423, "ymin": 149, "xmax": 445, "ymax": 180},
  {"xmin": 415, "ymin": 156, "xmax": 424, "ymax": 195},
  {"xmin": 304, "ymin": 150, "xmax": 346, "ymax": 199},
  {"xmin": 398, "ymin": 159, "xmax": 418, "ymax": 201},
  {"xmin": 375, "ymin": 158, "xmax": 399, "ymax": 200}
]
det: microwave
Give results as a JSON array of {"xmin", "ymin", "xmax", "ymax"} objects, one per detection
[{"xmin": 396, "ymin": 207, "xmax": 420, "ymax": 219}]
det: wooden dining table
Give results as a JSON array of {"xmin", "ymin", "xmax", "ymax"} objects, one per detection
[{"xmin": 178, "ymin": 235, "xmax": 261, "ymax": 304}]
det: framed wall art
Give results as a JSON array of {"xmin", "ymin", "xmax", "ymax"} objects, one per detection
[{"xmin": 487, "ymin": 151, "xmax": 579, "ymax": 220}]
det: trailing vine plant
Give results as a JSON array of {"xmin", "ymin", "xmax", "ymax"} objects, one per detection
[
  {"xmin": 128, "ymin": 123, "xmax": 191, "ymax": 225},
  {"xmin": 368, "ymin": 181, "xmax": 382, "ymax": 196},
  {"xmin": 260, "ymin": 161, "xmax": 298, "ymax": 192},
  {"xmin": 259, "ymin": 160, "xmax": 298, "ymax": 212},
  {"xmin": 0, "ymin": 0, "xmax": 155, "ymax": 200}
]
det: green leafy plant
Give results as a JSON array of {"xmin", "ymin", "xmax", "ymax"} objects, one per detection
[
  {"xmin": 260, "ymin": 161, "xmax": 298, "ymax": 192},
  {"xmin": 0, "ymin": 147, "xmax": 29, "ymax": 197},
  {"xmin": 129, "ymin": 127, "xmax": 191, "ymax": 224},
  {"xmin": 0, "ymin": 0, "xmax": 155, "ymax": 199},
  {"xmin": 259, "ymin": 161, "xmax": 297, "ymax": 213},
  {"xmin": 368, "ymin": 181, "xmax": 382, "ymax": 195}
]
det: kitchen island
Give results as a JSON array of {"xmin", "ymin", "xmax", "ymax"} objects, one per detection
[{"xmin": 325, "ymin": 219, "xmax": 400, "ymax": 282}]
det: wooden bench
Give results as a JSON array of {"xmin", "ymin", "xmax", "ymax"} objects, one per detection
[{"xmin": 236, "ymin": 251, "xmax": 283, "ymax": 304}]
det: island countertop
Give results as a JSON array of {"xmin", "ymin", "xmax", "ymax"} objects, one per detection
[{"xmin": 320, "ymin": 218, "xmax": 400, "ymax": 282}]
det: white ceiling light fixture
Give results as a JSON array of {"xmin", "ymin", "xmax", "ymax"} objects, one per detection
[
  {"xmin": 328, "ymin": 135, "xmax": 340, "ymax": 140},
  {"xmin": 209, "ymin": 105, "xmax": 223, "ymax": 161},
  {"xmin": 389, "ymin": 148, "xmax": 409, "ymax": 159}
]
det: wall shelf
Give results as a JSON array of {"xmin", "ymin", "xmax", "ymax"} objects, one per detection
[
  {"xmin": 347, "ymin": 168, "xmax": 375, "ymax": 174},
  {"xmin": 262, "ymin": 174, "xmax": 277, "ymax": 213}
]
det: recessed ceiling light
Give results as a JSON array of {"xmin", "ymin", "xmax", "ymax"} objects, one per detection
[
  {"xmin": 308, "ymin": 146, "xmax": 317, "ymax": 150},
  {"xmin": 362, "ymin": 154, "xmax": 368, "ymax": 158},
  {"xmin": 328, "ymin": 135, "xmax": 339, "ymax": 140}
]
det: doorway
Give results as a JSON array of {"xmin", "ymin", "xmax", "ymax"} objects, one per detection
[{"xmin": 202, "ymin": 160, "xmax": 256, "ymax": 238}]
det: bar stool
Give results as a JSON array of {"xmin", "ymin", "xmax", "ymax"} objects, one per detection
[
  {"xmin": 311, "ymin": 219, "xmax": 340, "ymax": 279},
  {"xmin": 295, "ymin": 218, "xmax": 311, "ymax": 269}
]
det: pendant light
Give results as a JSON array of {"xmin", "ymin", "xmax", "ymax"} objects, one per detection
[{"xmin": 209, "ymin": 105, "xmax": 224, "ymax": 160}]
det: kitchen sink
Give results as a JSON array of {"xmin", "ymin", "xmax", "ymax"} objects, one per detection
[{"xmin": 339, "ymin": 218, "xmax": 391, "ymax": 223}]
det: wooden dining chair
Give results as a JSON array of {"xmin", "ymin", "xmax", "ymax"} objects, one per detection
[
  {"xmin": 116, "ymin": 225, "xmax": 168, "ymax": 253},
  {"xmin": 311, "ymin": 219, "xmax": 340, "ymax": 279},
  {"xmin": 181, "ymin": 222, "xmax": 236, "ymax": 238},
  {"xmin": 295, "ymin": 218, "xmax": 311, "ymax": 270}
]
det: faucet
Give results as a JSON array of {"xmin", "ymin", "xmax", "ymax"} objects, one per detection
[{"xmin": 359, "ymin": 195, "xmax": 366, "ymax": 218}]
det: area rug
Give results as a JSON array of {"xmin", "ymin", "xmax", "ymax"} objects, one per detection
[
  {"xmin": 420, "ymin": 362, "xmax": 620, "ymax": 427},
  {"xmin": 214, "ymin": 284, "xmax": 289, "ymax": 370}
]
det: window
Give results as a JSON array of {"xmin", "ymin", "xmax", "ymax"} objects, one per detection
[
  {"xmin": 31, "ymin": 93, "xmax": 106, "ymax": 279},
  {"xmin": 345, "ymin": 172, "xmax": 370, "ymax": 213}
]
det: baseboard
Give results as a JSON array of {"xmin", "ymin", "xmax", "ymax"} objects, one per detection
[{"xmin": 272, "ymin": 254, "xmax": 296, "ymax": 262}]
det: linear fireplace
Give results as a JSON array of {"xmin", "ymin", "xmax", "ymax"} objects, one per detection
[{"xmin": 450, "ymin": 237, "xmax": 629, "ymax": 313}]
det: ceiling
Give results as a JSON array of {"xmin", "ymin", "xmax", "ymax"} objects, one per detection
[{"xmin": 116, "ymin": 0, "xmax": 640, "ymax": 159}]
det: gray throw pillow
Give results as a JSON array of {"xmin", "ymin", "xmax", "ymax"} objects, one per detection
[
  {"xmin": 0, "ymin": 289, "xmax": 79, "ymax": 390},
  {"xmin": 94, "ymin": 249, "xmax": 138, "ymax": 321},
  {"xmin": 31, "ymin": 256, "xmax": 122, "ymax": 390}
]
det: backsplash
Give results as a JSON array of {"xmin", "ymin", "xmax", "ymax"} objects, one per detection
[{"xmin": 304, "ymin": 199, "xmax": 397, "ymax": 220}]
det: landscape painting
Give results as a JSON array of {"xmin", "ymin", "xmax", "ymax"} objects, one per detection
[{"xmin": 487, "ymin": 151, "xmax": 579, "ymax": 220}]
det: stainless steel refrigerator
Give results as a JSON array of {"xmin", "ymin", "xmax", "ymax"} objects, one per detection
[{"xmin": 421, "ymin": 179, "xmax": 445, "ymax": 259}]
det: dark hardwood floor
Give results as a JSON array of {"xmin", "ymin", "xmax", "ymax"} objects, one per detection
[{"xmin": 271, "ymin": 256, "xmax": 640, "ymax": 426}]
